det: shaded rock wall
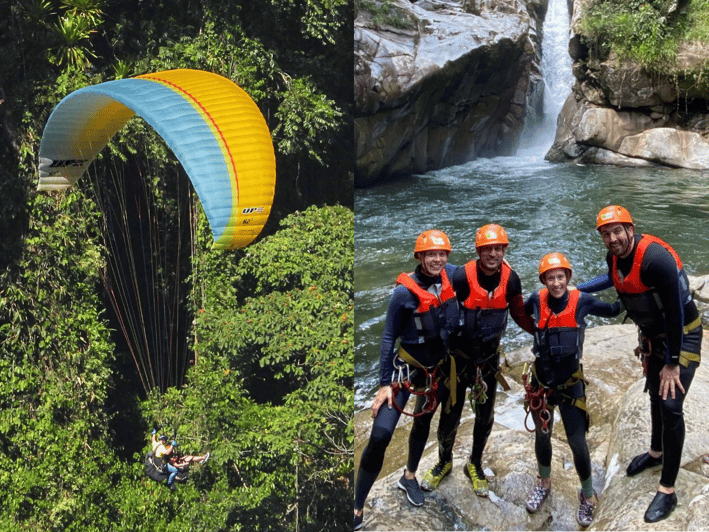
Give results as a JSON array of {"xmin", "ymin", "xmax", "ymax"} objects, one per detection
[{"xmin": 355, "ymin": 0, "xmax": 547, "ymax": 186}]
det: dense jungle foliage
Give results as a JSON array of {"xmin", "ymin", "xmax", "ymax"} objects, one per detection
[
  {"xmin": 578, "ymin": 0, "xmax": 709, "ymax": 87},
  {"xmin": 0, "ymin": 0, "xmax": 353, "ymax": 530}
]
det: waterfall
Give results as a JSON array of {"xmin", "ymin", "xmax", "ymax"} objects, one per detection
[{"xmin": 518, "ymin": 0, "xmax": 574, "ymax": 154}]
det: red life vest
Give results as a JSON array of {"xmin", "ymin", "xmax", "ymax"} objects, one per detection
[
  {"xmin": 611, "ymin": 234, "xmax": 682, "ymax": 294},
  {"xmin": 396, "ymin": 268, "xmax": 456, "ymax": 314},
  {"xmin": 395, "ymin": 268, "xmax": 458, "ymax": 346},
  {"xmin": 536, "ymin": 288, "xmax": 580, "ymax": 330},
  {"xmin": 611, "ymin": 234, "xmax": 690, "ymax": 330},
  {"xmin": 533, "ymin": 288, "xmax": 583, "ymax": 388},
  {"xmin": 462, "ymin": 260, "xmax": 510, "ymax": 309},
  {"xmin": 459, "ymin": 260, "xmax": 510, "ymax": 345}
]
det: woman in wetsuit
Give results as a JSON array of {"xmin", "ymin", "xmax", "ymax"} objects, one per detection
[
  {"xmin": 523, "ymin": 252, "xmax": 621, "ymax": 527},
  {"xmin": 354, "ymin": 230, "xmax": 459, "ymax": 531}
]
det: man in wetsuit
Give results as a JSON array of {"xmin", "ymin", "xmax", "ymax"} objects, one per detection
[
  {"xmin": 420, "ymin": 224, "xmax": 534, "ymax": 497},
  {"xmin": 579, "ymin": 205, "xmax": 702, "ymax": 523},
  {"xmin": 353, "ymin": 230, "xmax": 459, "ymax": 530}
]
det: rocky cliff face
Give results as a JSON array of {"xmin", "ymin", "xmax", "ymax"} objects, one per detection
[
  {"xmin": 546, "ymin": 1, "xmax": 709, "ymax": 169},
  {"xmin": 354, "ymin": 0, "xmax": 547, "ymax": 187}
]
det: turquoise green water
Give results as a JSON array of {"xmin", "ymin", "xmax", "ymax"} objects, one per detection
[{"xmin": 355, "ymin": 156, "xmax": 709, "ymax": 408}]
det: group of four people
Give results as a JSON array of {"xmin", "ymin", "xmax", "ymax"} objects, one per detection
[{"xmin": 354, "ymin": 205, "xmax": 702, "ymax": 530}]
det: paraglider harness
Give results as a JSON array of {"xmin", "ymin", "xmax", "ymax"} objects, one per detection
[
  {"xmin": 144, "ymin": 451, "xmax": 190, "ymax": 483},
  {"xmin": 522, "ymin": 362, "xmax": 589, "ymax": 434}
]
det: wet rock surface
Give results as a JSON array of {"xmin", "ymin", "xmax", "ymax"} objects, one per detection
[
  {"xmin": 547, "ymin": 3, "xmax": 709, "ymax": 169},
  {"xmin": 354, "ymin": 0, "xmax": 545, "ymax": 186}
]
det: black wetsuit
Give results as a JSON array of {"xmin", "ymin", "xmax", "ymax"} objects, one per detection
[
  {"xmin": 525, "ymin": 289, "xmax": 620, "ymax": 487},
  {"xmin": 354, "ymin": 264, "xmax": 458, "ymax": 511},
  {"xmin": 579, "ymin": 233, "xmax": 702, "ymax": 488},
  {"xmin": 414, "ymin": 261, "xmax": 533, "ymax": 470}
]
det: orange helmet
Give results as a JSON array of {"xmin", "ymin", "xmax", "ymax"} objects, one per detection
[
  {"xmin": 538, "ymin": 252, "xmax": 572, "ymax": 283},
  {"xmin": 475, "ymin": 224, "xmax": 509, "ymax": 248},
  {"xmin": 414, "ymin": 230, "xmax": 451, "ymax": 256},
  {"xmin": 596, "ymin": 205, "xmax": 633, "ymax": 230}
]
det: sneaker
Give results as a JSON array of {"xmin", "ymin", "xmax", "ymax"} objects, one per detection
[
  {"xmin": 421, "ymin": 460, "xmax": 452, "ymax": 491},
  {"xmin": 577, "ymin": 489, "xmax": 598, "ymax": 527},
  {"xmin": 463, "ymin": 461, "xmax": 489, "ymax": 497},
  {"xmin": 354, "ymin": 511, "xmax": 363, "ymax": 530},
  {"xmin": 525, "ymin": 478, "xmax": 550, "ymax": 513},
  {"xmin": 397, "ymin": 472, "xmax": 425, "ymax": 506},
  {"xmin": 167, "ymin": 483, "xmax": 176, "ymax": 492}
]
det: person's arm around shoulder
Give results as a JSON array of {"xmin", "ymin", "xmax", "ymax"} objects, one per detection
[
  {"xmin": 524, "ymin": 291, "xmax": 539, "ymax": 318},
  {"xmin": 577, "ymin": 290, "xmax": 622, "ymax": 318},
  {"xmin": 507, "ymin": 271, "xmax": 535, "ymax": 334},
  {"xmin": 577, "ymin": 273, "xmax": 614, "ymax": 293}
]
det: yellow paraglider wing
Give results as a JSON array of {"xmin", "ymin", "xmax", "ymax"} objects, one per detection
[{"xmin": 37, "ymin": 69, "xmax": 276, "ymax": 249}]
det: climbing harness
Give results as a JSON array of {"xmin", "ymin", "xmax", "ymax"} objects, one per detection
[
  {"xmin": 634, "ymin": 330, "xmax": 651, "ymax": 376},
  {"xmin": 635, "ymin": 316, "xmax": 702, "ymax": 380},
  {"xmin": 522, "ymin": 362, "xmax": 552, "ymax": 434},
  {"xmin": 523, "ymin": 362, "xmax": 591, "ymax": 433},
  {"xmin": 390, "ymin": 356, "xmax": 439, "ymax": 418}
]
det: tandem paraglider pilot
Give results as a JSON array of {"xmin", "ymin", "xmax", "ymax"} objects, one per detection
[
  {"xmin": 144, "ymin": 429, "xmax": 210, "ymax": 491},
  {"xmin": 151, "ymin": 430, "xmax": 180, "ymax": 491}
]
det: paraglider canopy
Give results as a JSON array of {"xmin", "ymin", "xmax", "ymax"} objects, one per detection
[{"xmin": 37, "ymin": 69, "xmax": 276, "ymax": 250}]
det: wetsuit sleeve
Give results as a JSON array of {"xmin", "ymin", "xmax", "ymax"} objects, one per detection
[
  {"xmin": 451, "ymin": 263, "xmax": 470, "ymax": 301},
  {"xmin": 577, "ymin": 272, "xmax": 614, "ymax": 293},
  {"xmin": 641, "ymin": 243, "xmax": 685, "ymax": 365},
  {"xmin": 379, "ymin": 286, "xmax": 416, "ymax": 386},
  {"xmin": 507, "ymin": 271, "xmax": 535, "ymax": 334},
  {"xmin": 524, "ymin": 292, "xmax": 539, "ymax": 321},
  {"xmin": 577, "ymin": 292, "xmax": 622, "ymax": 319}
]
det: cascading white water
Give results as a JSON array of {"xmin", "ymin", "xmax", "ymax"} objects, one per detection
[{"xmin": 519, "ymin": 0, "xmax": 575, "ymax": 153}]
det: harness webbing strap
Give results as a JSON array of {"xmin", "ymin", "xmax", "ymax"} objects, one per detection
[
  {"xmin": 684, "ymin": 316, "xmax": 702, "ymax": 335},
  {"xmin": 527, "ymin": 363, "xmax": 590, "ymax": 428},
  {"xmin": 397, "ymin": 345, "xmax": 456, "ymax": 409}
]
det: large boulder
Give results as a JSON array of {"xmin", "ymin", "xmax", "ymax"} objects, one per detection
[
  {"xmin": 355, "ymin": 0, "xmax": 546, "ymax": 186},
  {"xmin": 618, "ymin": 128, "xmax": 709, "ymax": 170},
  {"xmin": 547, "ymin": 3, "xmax": 709, "ymax": 169},
  {"xmin": 355, "ymin": 322, "xmax": 709, "ymax": 531}
]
